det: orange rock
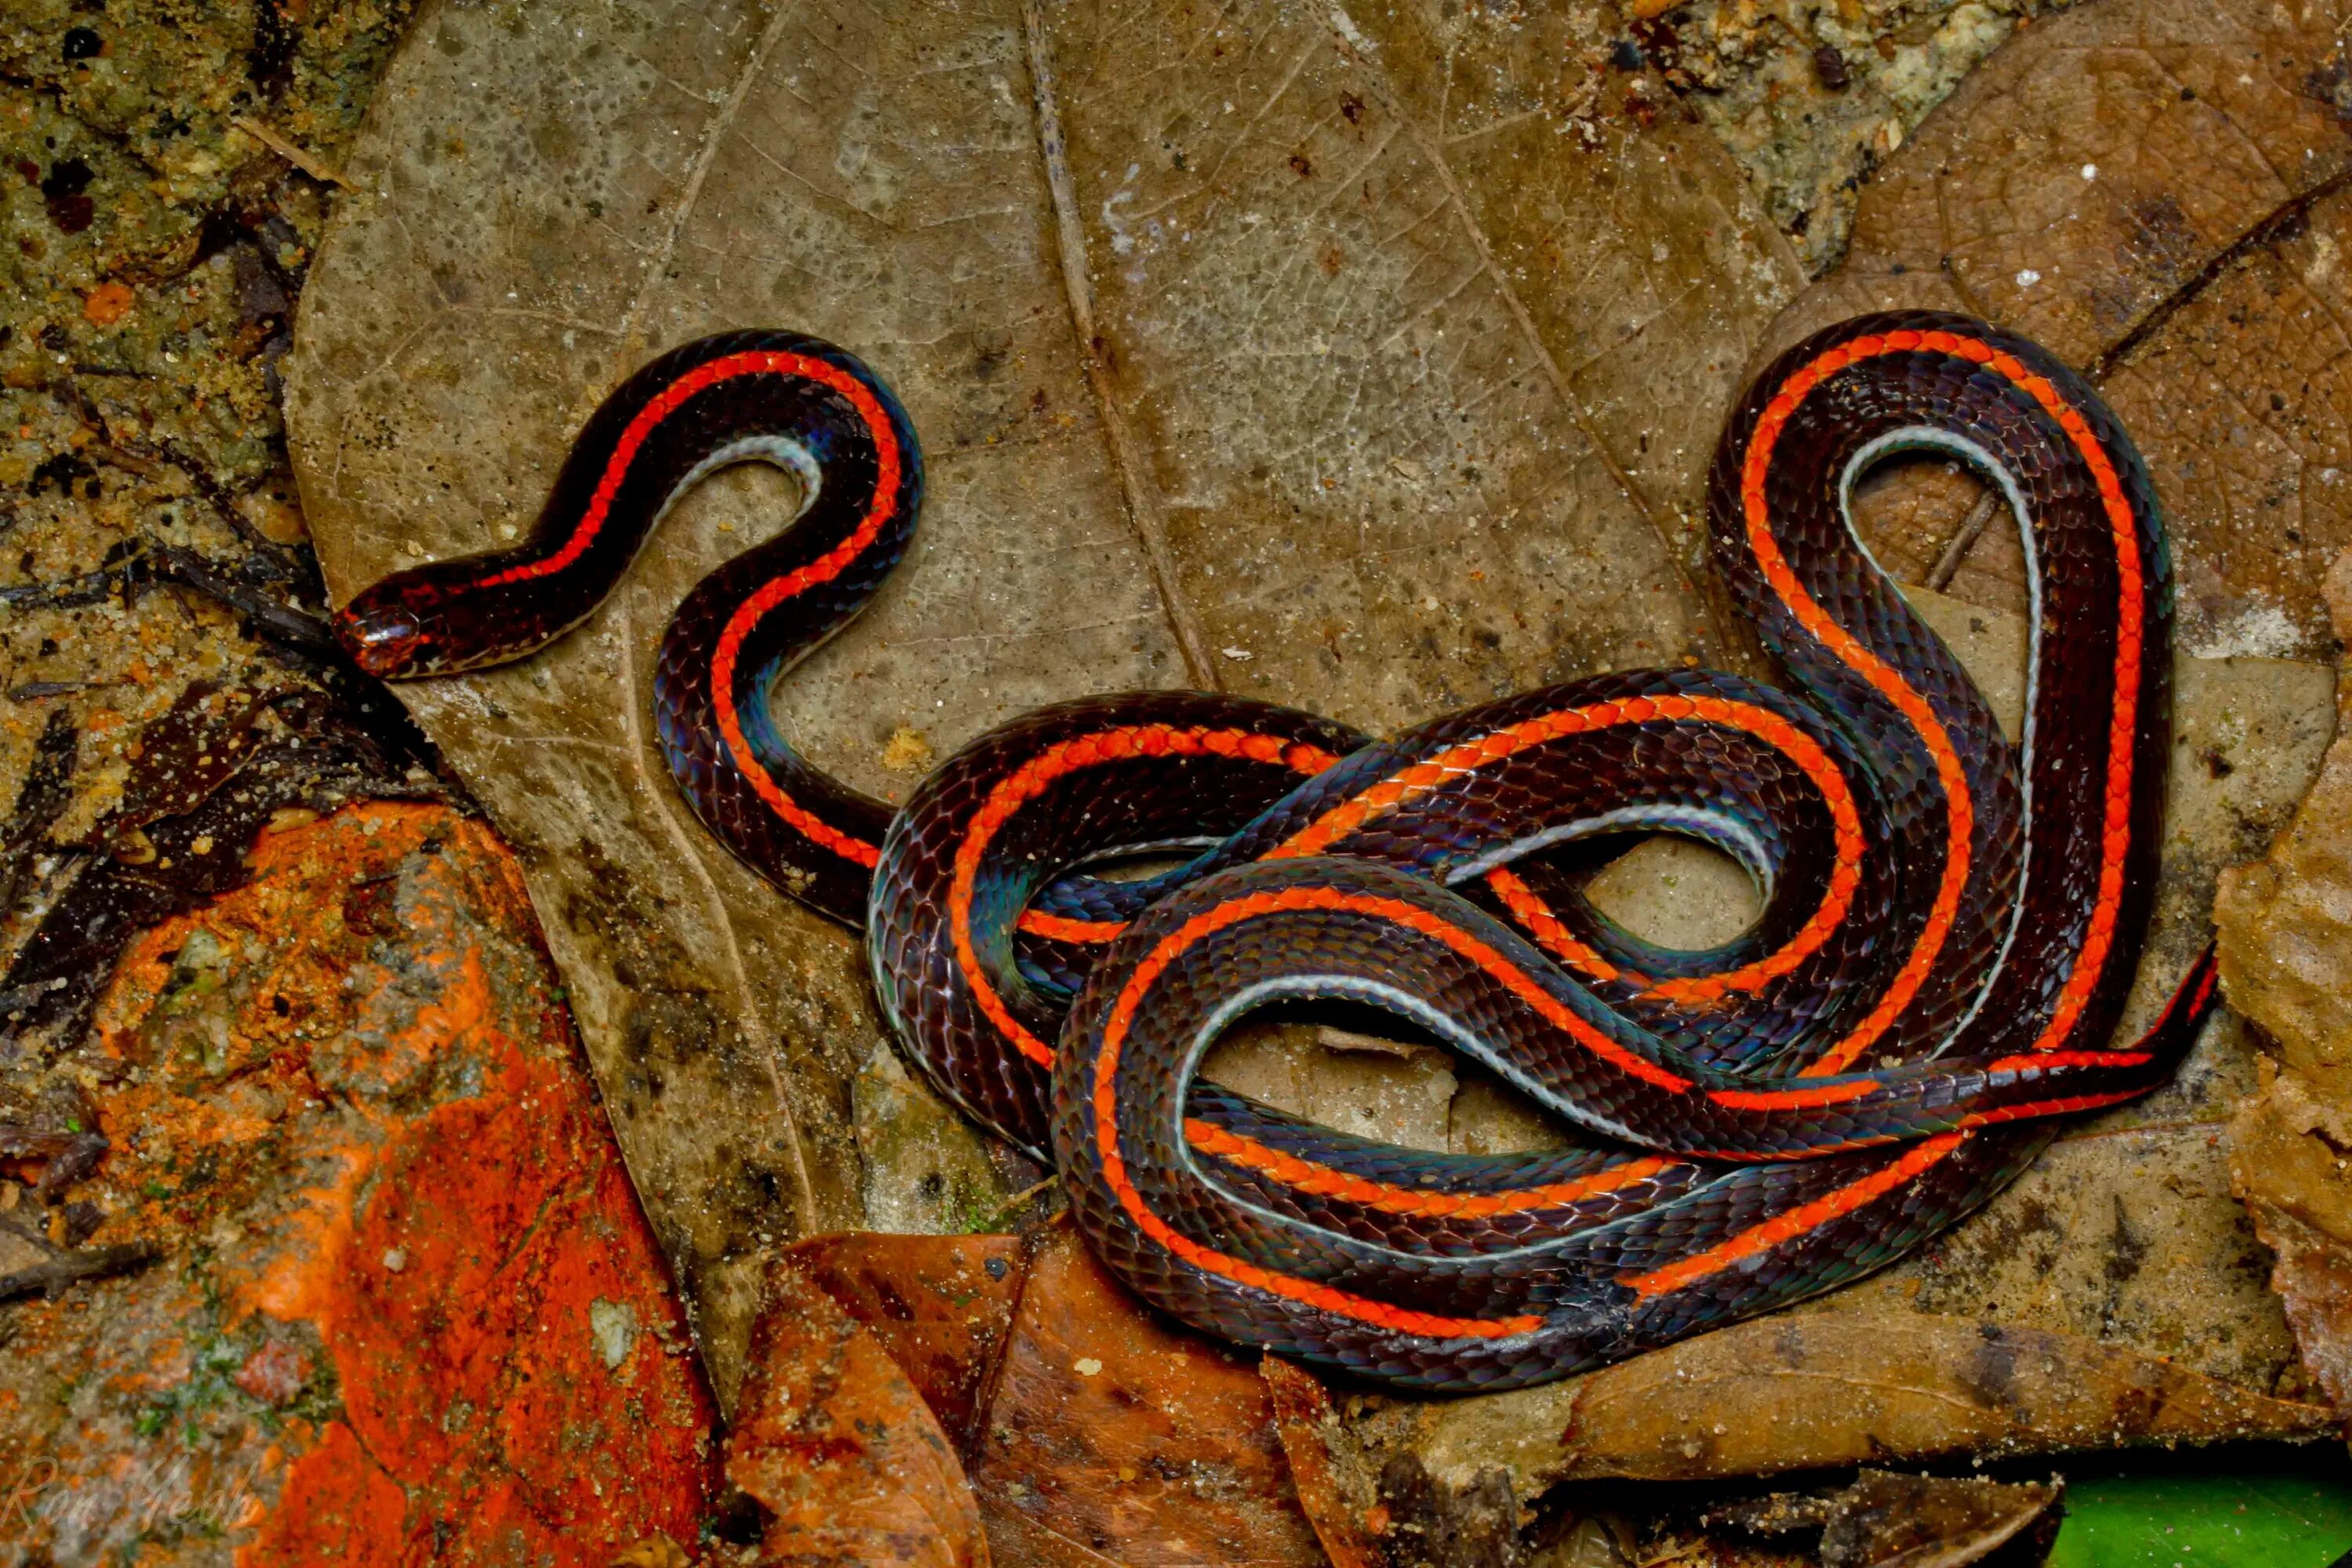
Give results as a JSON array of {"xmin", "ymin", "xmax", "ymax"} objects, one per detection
[{"xmin": 0, "ymin": 803, "xmax": 715, "ymax": 1559}]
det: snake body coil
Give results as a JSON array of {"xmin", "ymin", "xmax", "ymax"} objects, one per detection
[{"xmin": 339, "ymin": 314, "xmax": 2211, "ymax": 1391}]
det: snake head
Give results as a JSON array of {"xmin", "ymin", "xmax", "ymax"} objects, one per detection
[{"xmin": 335, "ymin": 573, "xmax": 477, "ymax": 679}]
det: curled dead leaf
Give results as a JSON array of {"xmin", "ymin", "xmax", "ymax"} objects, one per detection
[
  {"xmin": 1345, "ymin": 1311, "xmax": 2335, "ymax": 1501},
  {"xmin": 726, "ymin": 1254, "xmax": 989, "ymax": 1567},
  {"xmin": 1710, "ymin": 1469, "xmax": 2064, "ymax": 1567}
]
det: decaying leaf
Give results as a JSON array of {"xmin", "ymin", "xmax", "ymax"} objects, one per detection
[
  {"xmin": 777, "ymin": 1231, "xmax": 1028, "ymax": 1446},
  {"xmin": 2218, "ymin": 554, "xmax": 2352, "ymax": 1098},
  {"xmin": 962, "ymin": 1226, "xmax": 1325, "ymax": 1566},
  {"xmin": 1708, "ymin": 1469, "xmax": 2064, "ymax": 1568},
  {"xmin": 1348, "ymin": 1312, "xmax": 2334, "ymax": 1500},
  {"xmin": 1762, "ymin": 0, "xmax": 2352, "ymax": 662},
  {"xmin": 2217, "ymin": 547, "xmax": 2352, "ymax": 1417},
  {"xmin": 726, "ymin": 1254, "xmax": 989, "ymax": 1568},
  {"xmin": 292, "ymin": 0, "xmax": 2352, "ymax": 1499},
  {"xmin": 2244, "ymin": 1186, "xmax": 2352, "ymax": 1416},
  {"xmin": 1265, "ymin": 1353, "xmax": 1387, "ymax": 1568},
  {"xmin": 1369, "ymin": 0, "xmax": 2352, "ymax": 1481},
  {"xmin": 739, "ymin": 1225, "xmax": 1332, "ymax": 1565}
]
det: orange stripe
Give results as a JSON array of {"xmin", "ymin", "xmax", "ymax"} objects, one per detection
[
  {"xmin": 1743, "ymin": 335, "xmax": 1973, "ymax": 1073},
  {"xmin": 1185, "ymin": 1116, "xmax": 1671, "ymax": 1219},
  {"xmin": 1982, "ymin": 1049, "xmax": 2151, "ymax": 1074},
  {"xmin": 1704, "ymin": 1079, "xmax": 1876, "ymax": 1112},
  {"xmin": 2005, "ymin": 366, "xmax": 2146, "ymax": 1055},
  {"xmin": 707, "ymin": 358, "xmax": 906, "ymax": 868},
  {"xmin": 1272, "ymin": 696, "xmax": 1864, "ymax": 1003},
  {"xmin": 953, "ymin": 728, "xmax": 1343, "ymax": 1068},
  {"xmin": 1483, "ymin": 866, "xmax": 1635, "ymax": 985},
  {"xmin": 1620, "ymin": 1132, "xmax": 1966, "ymax": 1297},
  {"xmin": 1957, "ymin": 1089, "xmax": 2150, "ymax": 1127},
  {"xmin": 477, "ymin": 350, "xmax": 851, "ymax": 586},
  {"xmin": 1016, "ymin": 909, "xmax": 1128, "ymax": 943}
]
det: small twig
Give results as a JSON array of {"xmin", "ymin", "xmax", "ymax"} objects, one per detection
[
  {"xmin": 89, "ymin": 423, "xmax": 306, "ymax": 582},
  {"xmin": 0, "ymin": 1123, "xmax": 108, "ymax": 1200},
  {"xmin": 975, "ymin": 1174, "xmax": 1060, "ymax": 1232},
  {"xmin": 0, "ymin": 564, "xmax": 132, "ymax": 612},
  {"xmin": 230, "ymin": 114, "xmax": 351, "ymax": 189},
  {"xmin": 79, "ymin": 440, "xmax": 165, "ymax": 480},
  {"xmin": 149, "ymin": 544, "xmax": 339, "ymax": 654},
  {"xmin": 1925, "ymin": 491, "xmax": 2002, "ymax": 591},
  {"xmin": 0, "ymin": 1210, "xmax": 157, "ymax": 1302},
  {"xmin": 5, "ymin": 680, "xmax": 107, "ymax": 703}
]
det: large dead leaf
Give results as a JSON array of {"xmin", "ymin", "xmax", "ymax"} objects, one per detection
[
  {"xmin": 757, "ymin": 1225, "xmax": 1331, "ymax": 1566},
  {"xmin": 778, "ymin": 1232, "xmax": 1028, "ymax": 1447},
  {"xmin": 2218, "ymin": 547, "xmax": 2352, "ymax": 1417},
  {"xmin": 1752, "ymin": 0, "xmax": 2352, "ymax": 1454},
  {"xmin": 1693, "ymin": 0, "xmax": 2352, "ymax": 1412},
  {"xmin": 288, "ymin": 0, "xmax": 2350, "ymax": 1494},
  {"xmin": 285, "ymin": 0, "xmax": 1799, "ymax": 1399},
  {"xmin": 1759, "ymin": 0, "xmax": 2352, "ymax": 660}
]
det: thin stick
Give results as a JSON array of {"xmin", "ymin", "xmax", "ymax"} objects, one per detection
[
  {"xmin": 1926, "ymin": 491, "xmax": 2002, "ymax": 591},
  {"xmin": 230, "ymin": 115, "xmax": 351, "ymax": 189}
]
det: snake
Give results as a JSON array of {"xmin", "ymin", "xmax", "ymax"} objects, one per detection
[{"xmin": 336, "ymin": 314, "xmax": 2212, "ymax": 1392}]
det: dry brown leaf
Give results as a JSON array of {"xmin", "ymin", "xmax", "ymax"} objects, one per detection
[
  {"xmin": 778, "ymin": 1232, "xmax": 1028, "ymax": 1449},
  {"xmin": 1348, "ymin": 1311, "xmax": 2335, "ymax": 1497},
  {"xmin": 1331, "ymin": 0, "xmax": 2352, "ymax": 1483},
  {"xmin": 286, "ymin": 0, "xmax": 2352, "ymax": 1497},
  {"xmin": 285, "ymin": 0, "xmax": 1798, "ymax": 1400},
  {"xmin": 770, "ymin": 1226, "xmax": 1336, "ymax": 1563},
  {"xmin": 726, "ymin": 1254, "xmax": 989, "ymax": 1568},
  {"xmin": 2216, "ymin": 546, "xmax": 2352, "ymax": 1417},
  {"xmin": 1264, "ymin": 1354, "xmax": 1388, "ymax": 1568},
  {"xmin": 2217, "ymin": 552, "xmax": 2352, "ymax": 1105},
  {"xmin": 1573, "ymin": 0, "xmax": 2352, "ymax": 1465},
  {"xmin": 1762, "ymin": 0, "xmax": 2352, "ymax": 661},
  {"xmin": 963, "ymin": 1225, "xmax": 1326, "ymax": 1566},
  {"xmin": 1709, "ymin": 1470, "xmax": 2063, "ymax": 1568},
  {"xmin": 1553, "ymin": 1312, "xmax": 2337, "ymax": 1482}
]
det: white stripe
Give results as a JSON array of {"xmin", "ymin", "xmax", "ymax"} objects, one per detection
[{"xmin": 1837, "ymin": 426, "xmax": 2043, "ymax": 1058}]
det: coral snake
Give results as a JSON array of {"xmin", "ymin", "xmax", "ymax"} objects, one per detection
[{"xmin": 338, "ymin": 314, "xmax": 2212, "ymax": 1391}]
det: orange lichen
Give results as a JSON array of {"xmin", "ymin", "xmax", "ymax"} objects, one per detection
[{"xmin": 5, "ymin": 802, "xmax": 716, "ymax": 1559}]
